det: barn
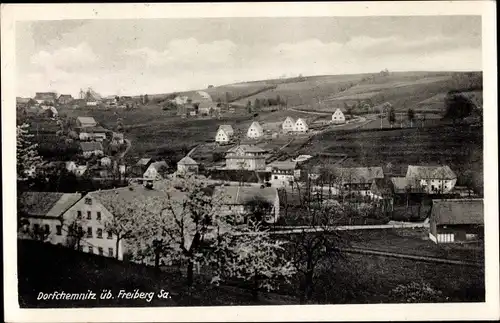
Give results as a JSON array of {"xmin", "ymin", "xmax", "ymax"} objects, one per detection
[{"xmin": 429, "ymin": 199, "xmax": 483, "ymax": 244}]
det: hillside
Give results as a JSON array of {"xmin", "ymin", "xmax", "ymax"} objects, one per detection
[{"xmin": 17, "ymin": 240, "xmax": 298, "ymax": 308}]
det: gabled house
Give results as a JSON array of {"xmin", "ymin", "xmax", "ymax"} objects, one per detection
[
  {"xmin": 332, "ymin": 108, "xmax": 346, "ymax": 124},
  {"xmin": 177, "ymin": 156, "xmax": 199, "ymax": 174},
  {"xmin": 34, "ymin": 92, "xmax": 57, "ymax": 105},
  {"xmin": 100, "ymin": 157, "xmax": 112, "ymax": 167},
  {"xmin": 267, "ymin": 161, "xmax": 300, "ymax": 187},
  {"xmin": 293, "ymin": 118, "xmax": 309, "ymax": 132},
  {"xmin": 429, "ymin": 199, "xmax": 483, "ymax": 244},
  {"xmin": 18, "ymin": 192, "xmax": 82, "ymax": 245},
  {"xmin": 405, "ymin": 165, "xmax": 457, "ymax": 194},
  {"xmin": 214, "ymin": 186, "xmax": 280, "ymax": 224},
  {"xmin": 80, "ymin": 142, "xmax": 104, "ymax": 158},
  {"xmin": 136, "ymin": 158, "xmax": 152, "ymax": 168},
  {"xmin": 79, "ymin": 126, "xmax": 108, "ymax": 141},
  {"xmin": 58, "ymin": 94, "xmax": 73, "ymax": 105},
  {"xmin": 282, "ymin": 117, "xmax": 295, "ymax": 132},
  {"xmin": 331, "ymin": 167, "xmax": 385, "ymax": 196},
  {"xmin": 225, "ymin": 145, "xmax": 266, "ymax": 170},
  {"xmin": 247, "ymin": 121, "xmax": 264, "ymax": 138},
  {"xmin": 143, "ymin": 161, "xmax": 168, "ymax": 180},
  {"xmin": 215, "ymin": 125, "xmax": 235, "ymax": 144},
  {"xmin": 76, "ymin": 116, "xmax": 98, "ymax": 128},
  {"xmin": 198, "ymin": 101, "xmax": 215, "ymax": 116}
]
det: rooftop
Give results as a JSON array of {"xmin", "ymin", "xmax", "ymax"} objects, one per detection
[
  {"xmin": 214, "ymin": 186, "xmax": 278, "ymax": 205},
  {"xmin": 19, "ymin": 192, "xmax": 82, "ymax": 218},
  {"xmin": 227, "ymin": 144, "xmax": 266, "ymax": 154},
  {"xmin": 178, "ymin": 156, "xmax": 198, "ymax": 165},
  {"xmin": 77, "ymin": 116, "xmax": 97, "ymax": 125},
  {"xmin": 80, "ymin": 141, "xmax": 104, "ymax": 152},
  {"xmin": 431, "ymin": 199, "xmax": 483, "ymax": 225},
  {"xmin": 406, "ymin": 165, "xmax": 457, "ymax": 180}
]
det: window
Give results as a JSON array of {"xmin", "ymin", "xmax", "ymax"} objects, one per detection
[
  {"xmin": 87, "ymin": 211, "xmax": 92, "ymax": 220},
  {"xmin": 77, "ymin": 211, "xmax": 82, "ymax": 219},
  {"xmin": 107, "ymin": 231, "xmax": 113, "ymax": 239},
  {"xmin": 97, "ymin": 228, "xmax": 103, "ymax": 239},
  {"xmin": 87, "ymin": 227, "xmax": 93, "ymax": 238},
  {"xmin": 88, "ymin": 246, "xmax": 93, "ymax": 254},
  {"xmin": 33, "ymin": 223, "xmax": 40, "ymax": 233},
  {"xmin": 108, "ymin": 248, "xmax": 114, "ymax": 257},
  {"xmin": 56, "ymin": 225, "xmax": 62, "ymax": 235},
  {"xmin": 98, "ymin": 247, "xmax": 104, "ymax": 255},
  {"xmin": 96, "ymin": 212, "xmax": 101, "ymax": 221},
  {"xmin": 44, "ymin": 224, "xmax": 50, "ymax": 233},
  {"xmin": 85, "ymin": 197, "xmax": 92, "ymax": 205},
  {"xmin": 274, "ymin": 176, "xmax": 278, "ymax": 180}
]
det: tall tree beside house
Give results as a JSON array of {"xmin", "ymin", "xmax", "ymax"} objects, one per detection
[
  {"xmin": 443, "ymin": 91, "xmax": 475, "ymax": 124},
  {"xmin": 131, "ymin": 176, "xmax": 225, "ymax": 286},
  {"xmin": 209, "ymin": 219, "xmax": 296, "ymax": 301},
  {"xmin": 246, "ymin": 100, "xmax": 253, "ymax": 114},
  {"xmin": 407, "ymin": 108, "xmax": 416, "ymax": 128},
  {"xmin": 98, "ymin": 193, "xmax": 145, "ymax": 260},
  {"xmin": 16, "ymin": 123, "xmax": 43, "ymax": 181},
  {"xmin": 388, "ymin": 105, "xmax": 396, "ymax": 128},
  {"xmin": 254, "ymin": 98, "xmax": 261, "ymax": 111}
]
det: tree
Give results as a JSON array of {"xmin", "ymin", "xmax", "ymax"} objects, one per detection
[
  {"xmin": 390, "ymin": 281, "xmax": 448, "ymax": 303},
  {"xmin": 443, "ymin": 91, "xmax": 475, "ymax": 124},
  {"xmin": 254, "ymin": 98, "xmax": 261, "ymax": 111},
  {"xmin": 407, "ymin": 108, "xmax": 415, "ymax": 127},
  {"xmin": 344, "ymin": 102, "xmax": 353, "ymax": 118},
  {"xmin": 17, "ymin": 123, "xmax": 43, "ymax": 181},
  {"xmin": 209, "ymin": 219, "xmax": 296, "ymax": 301},
  {"xmin": 246, "ymin": 100, "xmax": 253, "ymax": 114},
  {"xmin": 144, "ymin": 94, "xmax": 149, "ymax": 104},
  {"xmin": 388, "ymin": 105, "xmax": 396, "ymax": 128},
  {"xmin": 98, "ymin": 192, "xmax": 145, "ymax": 260},
  {"xmin": 132, "ymin": 176, "xmax": 224, "ymax": 285}
]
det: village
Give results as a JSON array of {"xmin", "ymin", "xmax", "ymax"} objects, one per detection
[{"xmin": 17, "ymin": 85, "xmax": 483, "ymax": 266}]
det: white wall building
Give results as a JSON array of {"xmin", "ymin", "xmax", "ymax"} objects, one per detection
[
  {"xmin": 332, "ymin": 109, "xmax": 346, "ymax": 124},
  {"xmin": 282, "ymin": 117, "xmax": 295, "ymax": 133},
  {"xmin": 246, "ymin": 121, "xmax": 264, "ymax": 139},
  {"xmin": 406, "ymin": 165, "xmax": 457, "ymax": 194},
  {"xmin": 293, "ymin": 118, "xmax": 309, "ymax": 132},
  {"xmin": 215, "ymin": 125, "xmax": 234, "ymax": 144}
]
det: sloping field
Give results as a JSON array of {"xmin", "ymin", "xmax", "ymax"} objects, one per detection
[{"xmin": 204, "ymin": 83, "xmax": 277, "ymax": 103}]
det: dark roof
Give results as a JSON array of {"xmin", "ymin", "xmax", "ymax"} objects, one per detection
[
  {"xmin": 268, "ymin": 160, "xmax": 297, "ymax": 171},
  {"xmin": 406, "ymin": 165, "xmax": 457, "ymax": 180},
  {"xmin": 214, "ymin": 186, "xmax": 278, "ymax": 205},
  {"xmin": 333, "ymin": 167, "xmax": 384, "ymax": 184},
  {"xmin": 431, "ymin": 199, "xmax": 483, "ymax": 225},
  {"xmin": 227, "ymin": 144, "xmax": 266, "ymax": 154},
  {"xmin": 34, "ymin": 92, "xmax": 57, "ymax": 101},
  {"xmin": 77, "ymin": 116, "xmax": 97, "ymax": 125},
  {"xmin": 80, "ymin": 142, "xmax": 104, "ymax": 152},
  {"xmin": 390, "ymin": 177, "xmax": 425, "ymax": 194},
  {"xmin": 136, "ymin": 158, "xmax": 152, "ymax": 166},
  {"xmin": 58, "ymin": 94, "xmax": 73, "ymax": 99},
  {"xmin": 19, "ymin": 192, "xmax": 82, "ymax": 218}
]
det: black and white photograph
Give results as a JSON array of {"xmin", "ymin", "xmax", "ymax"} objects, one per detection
[{"xmin": 2, "ymin": 2, "xmax": 499, "ymax": 322}]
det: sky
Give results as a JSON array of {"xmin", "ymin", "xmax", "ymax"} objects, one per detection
[{"xmin": 16, "ymin": 16, "xmax": 482, "ymax": 98}]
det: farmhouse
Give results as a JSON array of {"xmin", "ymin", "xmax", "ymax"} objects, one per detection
[
  {"xmin": 225, "ymin": 145, "xmax": 266, "ymax": 171},
  {"xmin": 58, "ymin": 94, "xmax": 73, "ymax": 105},
  {"xmin": 267, "ymin": 161, "xmax": 300, "ymax": 187},
  {"xmin": 80, "ymin": 142, "xmax": 104, "ymax": 158},
  {"xmin": 332, "ymin": 109, "xmax": 346, "ymax": 124},
  {"xmin": 405, "ymin": 165, "xmax": 457, "ymax": 194},
  {"xmin": 100, "ymin": 157, "xmax": 112, "ymax": 167},
  {"xmin": 332, "ymin": 167, "xmax": 385, "ymax": 196},
  {"xmin": 34, "ymin": 92, "xmax": 57, "ymax": 105},
  {"xmin": 282, "ymin": 117, "xmax": 295, "ymax": 132},
  {"xmin": 79, "ymin": 126, "xmax": 108, "ymax": 142},
  {"xmin": 18, "ymin": 192, "xmax": 83, "ymax": 244},
  {"xmin": 214, "ymin": 186, "xmax": 280, "ymax": 224},
  {"xmin": 177, "ymin": 156, "xmax": 199, "ymax": 174},
  {"xmin": 60, "ymin": 191, "xmax": 133, "ymax": 260},
  {"xmin": 293, "ymin": 118, "xmax": 309, "ymax": 132},
  {"xmin": 215, "ymin": 125, "xmax": 234, "ymax": 144},
  {"xmin": 143, "ymin": 161, "xmax": 168, "ymax": 180},
  {"xmin": 247, "ymin": 121, "xmax": 264, "ymax": 138},
  {"xmin": 76, "ymin": 116, "xmax": 98, "ymax": 128},
  {"xmin": 429, "ymin": 199, "xmax": 483, "ymax": 244}
]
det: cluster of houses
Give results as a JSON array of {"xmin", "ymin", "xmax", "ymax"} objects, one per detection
[{"xmin": 175, "ymin": 91, "xmax": 222, "ymax": 118}]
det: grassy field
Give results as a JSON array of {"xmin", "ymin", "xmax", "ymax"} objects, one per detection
[{"xmin": 299, "ymin": 123, "xmax": 483, "ymax": 185}]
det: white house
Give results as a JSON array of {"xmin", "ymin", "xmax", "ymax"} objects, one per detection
[
  {"xmin": 225, "ymin": 145, "xmax": 266, "ymax": 170},
  {"xmin": 215, "ymin": 125, "xmax": 234, "ymax": 144},
  {"xmin": 79, "ymin": 127, "xmax": 107, "ymax": 141},
  {"xmin": 75, "ymin": 165, "xmax": 88, "ymax": 177},
  {"xmin": 405, "ymin": 165, "xmax": 457, "ymax": 194},
  {"xmin": 177, "ymin": 156, "xmax": 199, "ymax": 174},
  {"xmin": 267, "ymin": 161, "xmax": 300, "ymax": 187},
  {"xmin": 65, "ymin": 161, "xmax": 77, "ymax": 173},
  {"xmin": 246, "ymin": 121, "xmax": 264, "ymax": 139},
  {"xmin": 332, "ymin": 109, "xmax": 346, "ymax": 124},
  {"xmin": 143, "ymin": 161, "xmax": 168, "ymax": 180},
  {"xmin": 100, "ymin": 157, "xmax": 112, "ymax": 167},
  {"xmin": 60, "ymin": 192, "xmax": 125, "ymax": 260},
  {"xmin": 282, "ymin": 117, "xmax": 295, "ymax": 132},
  {"xmin": 214, "ymin": 186, "xmax": 281, "ymax": 224},
  {"xmin": 18, "ymin": 192, "xmax": 83, "ymax": 246},
  {"xmin": 293, "ymin": 118, "xmax": 309, "ymax": 132}
]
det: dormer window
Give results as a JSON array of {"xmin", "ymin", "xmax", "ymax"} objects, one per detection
[{"xmin": 84, "ymin": 197, "xmax": 92, "ymax": 205}]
